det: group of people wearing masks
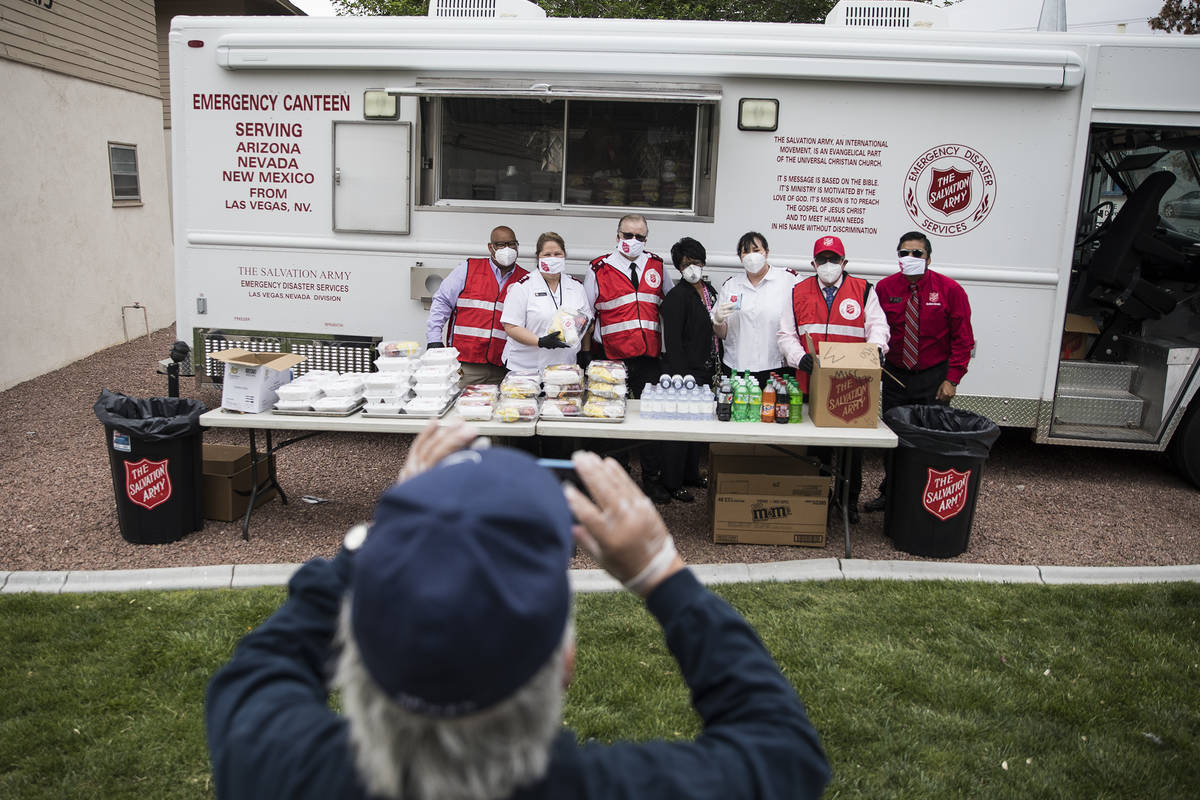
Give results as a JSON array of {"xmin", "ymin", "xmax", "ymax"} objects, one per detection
[{"xmin": 428, "ymin": 215, "xmax": 974, "ymax": 517}]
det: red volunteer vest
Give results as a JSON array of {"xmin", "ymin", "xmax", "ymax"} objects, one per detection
[
  {"xmin": 449, "ymin": 258, "xmax": 528, "ymax": 366},
  {"xmin": 791, "ymin": 274, "xmax": 870, "ymax": 394},
  {"xmin": 589, "ymin": 254, "xmax": 666, "ymax": 360}
]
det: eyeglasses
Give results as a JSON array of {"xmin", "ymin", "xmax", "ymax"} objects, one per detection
[
  {"xmin": 491, "ymin": 240, "xmax": 519, "ymax": 248},
  {"xmin": 814, "ymin": 254, "xmax": 843, "ymax": 265},
  {"xmin": 898, "ymin": 249, "xmax": 926, "ymax": 258},
  {"xmin": 618, "ymin": 232, "xmax": 648, "ymax": 242}
]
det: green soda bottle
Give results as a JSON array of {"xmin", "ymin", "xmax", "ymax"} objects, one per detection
[
  {"xmin": 749, "ymin": 381, "xmax": 762, "ymax": 423},
  {"xmin": 790, "ymin": 388, "xmax": 803, "ymax": 423},
  {"xmin": 732, "ymin": 378, "xmax": 747, "ymax": 421}
]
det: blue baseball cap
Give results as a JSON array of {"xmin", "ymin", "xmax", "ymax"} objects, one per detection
[{"xmin": 350, "ymin": 447, "xmax": 574, "ymax": 717}]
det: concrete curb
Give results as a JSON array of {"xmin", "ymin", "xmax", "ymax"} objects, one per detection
[{"xmin": 3, "ymin": 560, "xmax": 1198, "ymax": 594}]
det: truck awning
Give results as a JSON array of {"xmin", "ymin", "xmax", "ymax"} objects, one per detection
[{"xmin": 387, "ymin": 80, "xmax": 721, "ymax": 103}]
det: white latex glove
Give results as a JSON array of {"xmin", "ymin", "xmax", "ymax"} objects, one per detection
[{"xmin": 713, "ymin": 301, "xmax": 736, "ymax": 324}]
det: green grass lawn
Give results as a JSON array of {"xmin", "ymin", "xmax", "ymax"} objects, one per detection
[{"xmin": 2, "ymin": 579, "xmax": 1197, "ymax": 799}]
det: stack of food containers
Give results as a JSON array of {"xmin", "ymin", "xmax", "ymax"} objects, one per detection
[
  {"xmin": 497, "ymin": 370, "xmax": 541, "ymax": 423},
  {"xmin": 406, "ymin": 347, "xmax": 462, "ymax": 414},
  {"xmin": 311, "ymin": 373, "xmax": 366, "ymax": 413},
  {"xmin": 454, "ymin": 384, "xmax": 499, "ymax": 420},
  {"xmin": 583, "ymin": 360, "xmax": 628, "ymax": 419},
  {"xmin": 540, "ymin": 364, "xmax": 585, "ymax": 418},
  {"xmin": 273, "ymin": 370, "xmax": 352, "ymax": 412},
  {"xmin": 363, "ymin": 341, "xmax": 419, "ymax": 415},
  {"xmin": 273, "ymin": 373, "xmax": 327, "ymax": 411}
]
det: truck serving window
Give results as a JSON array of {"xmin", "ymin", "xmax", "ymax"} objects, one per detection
[{"xmin": 420, "ymin": 96, "xmax": 713, "ymax": 214}]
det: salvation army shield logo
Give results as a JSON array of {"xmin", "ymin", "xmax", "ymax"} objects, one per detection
[
  {"xmin": 125, "ymin": 458, "xmax": 172, "ymax": 510},
  {"xmin": 838, "ymin": 298, "xmax": 862, "ymax": 320},
  {"xmin": 927, "ymin": 167, "xmax": 972, "ymax": 216},
  {"xmin": 922, "ymin": 467, "xmax": 971, "ymax": 521},
  {"xmin": 903, "ymin": 143, "xmax": 997, "ymax": 237},
  {"xmin": 644, "ymin": 269, "xmax": 661, "ymax": 289},
  {"xmin": 826, "ymin": 373, "xmax": 872, "ymax": 422}
]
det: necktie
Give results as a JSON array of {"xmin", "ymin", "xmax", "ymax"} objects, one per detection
[
  {"xmin": 901, "ymin": 285, "xmax": 920, "ymax": 370},
  {"xmin": 629, "ymin": 263, "xmax": 639, "ymax": 290},
  {"xmin": 822, "ymin": 285, "xmax": 837, "ymax": 310}
]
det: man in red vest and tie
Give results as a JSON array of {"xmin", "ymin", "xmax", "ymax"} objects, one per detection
[
  {"xmin": 778, "ymin": 235, "xmax": 889, "ymax": 522},
  {"xmin": 427, "ymin": 225, "xmax": 528, "ymax": 385},
  {"xmin": 862, "ymin": 231, "xmax": 975, "ymax": 514},
  {"xmin": 583, "ymin": 214, "xmax": 674, "ymax": 502}
]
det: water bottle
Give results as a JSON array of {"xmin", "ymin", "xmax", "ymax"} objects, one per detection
[
  {"xmin": 670, "ymin": 373, "xmax": 685, "ymax": 390},
  {"xmin": 659, "ymin": 373, "xmax": 672, "ymax": 390},
  {"xmin": 641, "ymin": 386, "xmax": 656, "ymax": 419},
  {"xmin": 663, "ymin": 388, "xmax": 678, "ymax": 419},
  {"xmin": 683, "ymin": 374, "xmax": 697, "ymax": 390}
]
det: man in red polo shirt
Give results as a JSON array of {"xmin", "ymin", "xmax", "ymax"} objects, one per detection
[
  {"xmin": 863, "ymin": 231, "xmax": 974, "ymax": 513},
  {"xmin": 427, "ymin": 225, "xmax": 527, "ymax": 385}
]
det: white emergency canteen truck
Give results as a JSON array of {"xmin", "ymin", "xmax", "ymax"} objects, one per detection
[{"xmin": 168, "ymin": 8, "xmax": 1200, "ymax": 487}]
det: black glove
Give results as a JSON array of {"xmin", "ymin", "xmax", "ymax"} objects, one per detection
[
  {"xmin": 427, "ymin": 342, "xmax": 445, "ymax": 349},
  {"xmin": 577, "ymin": 350, "xmax": 593, "ymax": 368},
  {"xmin": 797, "ymin": 353, "xmax": 814, "ymax": 374},
  {"xmin": 538, "ymin": 332, "xmax": 568, "ymax": 349}
]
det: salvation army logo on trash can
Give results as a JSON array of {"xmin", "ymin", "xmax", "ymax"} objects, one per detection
[
  {"xmin": 922, "ymin": 467, "xmax": 971, "ymax": 521},
  {"xmin": 903, "ymin": 144, "xmax": 997, "ymax": 237},
  {"xmin": 125, "ymin": 458, "xmax": 172, "ymax": 510}
]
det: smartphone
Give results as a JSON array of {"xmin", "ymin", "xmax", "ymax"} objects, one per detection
[
  {"xmin": 537, "ymin": 459, "xmax": 585, "ymax": 552},
  {"xmin": 536, "ymin": 458, "xmax": 587, "ymax": 497}
]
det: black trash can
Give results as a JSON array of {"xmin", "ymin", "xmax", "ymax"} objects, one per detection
[
  {"xmin": 94, "ymin": 390, "xmax": 208, "ymax": 544},
  {"xmin": 882, "ymin": 405, "xmax": 1000, "ymax": 558}
]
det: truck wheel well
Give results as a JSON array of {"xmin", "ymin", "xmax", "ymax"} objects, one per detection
[{"xmin": 1169, "ymin": 399, "xmax": 1200, "ymax": 490}]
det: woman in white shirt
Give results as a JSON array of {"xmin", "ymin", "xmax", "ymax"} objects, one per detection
[
  {"xmin": 711, "ymin": 231, "xmax": 797, "ymax": 387},
  {"xmin": 501, "ymin": 232, "xmax": 592, "ymax": 373}
]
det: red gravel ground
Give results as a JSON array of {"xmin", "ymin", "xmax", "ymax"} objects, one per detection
[{"xmin": 2, "ymin": 326, "xmax": 1197, "ymax": 572}]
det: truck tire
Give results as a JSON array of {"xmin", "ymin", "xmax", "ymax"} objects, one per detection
[{"xmin": 1169, "ymin": 401, "xmax": 1200, "ymax": 489}]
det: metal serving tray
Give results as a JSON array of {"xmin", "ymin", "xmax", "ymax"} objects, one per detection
[
  {"xmin": 272, "ymin": 400, "xmax": 365, "ymax": 417},
  {"xmin": 360, "ymin": 393, "xmax": 457, "ymax": 419}
]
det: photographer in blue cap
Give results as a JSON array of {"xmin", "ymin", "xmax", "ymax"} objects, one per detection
[{"xmin": 205, "ymin": 421, "xmax": 831, "ymax": 800}]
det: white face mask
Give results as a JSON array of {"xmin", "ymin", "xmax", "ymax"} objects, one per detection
[
  {"xmin": 815, "ymin": 262, "xmax": 843, "ymax": 285},
  {"xmin": 681, "ymin": 265, "xmax": 703, "ymax": 284},
  {"xmin": 618, "ymin": 236, "xmax": 645, "ymax": 260},
  {"xmin": 741, "ymin": 252, "xmax": 767, "ymax": 275},
  {"xmin": 899, "ymin": 255, "xmax": 927, "ymax": 276},
  {"xmin": 492, "ymin": 247, "xmax": 517, "ymax": 268},
  {"xmin": 538, "ymin": 256, "xmax": 565, "ymax": 275}
]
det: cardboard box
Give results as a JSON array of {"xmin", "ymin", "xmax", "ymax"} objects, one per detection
[
  {"xmin": 202, "ymin": 444, "xmax": 277, "ymax": 521},
  {"xmin": 211, "ymin": 349, "xmax": 307, "ymax": 413},
  {"xmin": 1060, "ymin": 313, "xmax": 1100, "ymax": 360},
  {"xmin": 808, "ymin": 340, "xmax": 881, "ymax": 428},
  {"xmin": 710, "ymin": 455, "xmax": 829, "ymax": 547}
]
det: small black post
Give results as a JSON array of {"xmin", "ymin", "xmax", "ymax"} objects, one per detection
[{"xmin": 168, "ymin": 340, "xmax": 190, "ymax": 398}]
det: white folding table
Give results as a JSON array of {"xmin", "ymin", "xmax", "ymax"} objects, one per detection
[{"xmin": 200, "ymin": 402, "xmax": 896, "ymax": 555}]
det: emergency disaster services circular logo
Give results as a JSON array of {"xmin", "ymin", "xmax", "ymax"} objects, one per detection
[{"xmin": 903, "ymin": 144, "xmax": 997, "ymax": 237}]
